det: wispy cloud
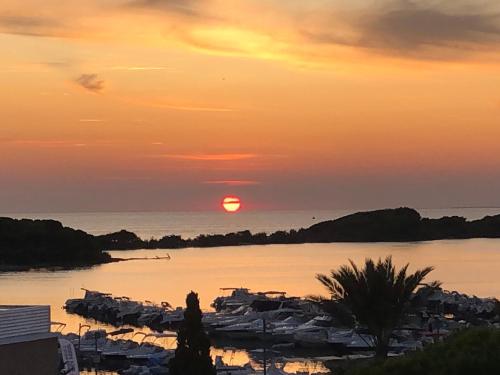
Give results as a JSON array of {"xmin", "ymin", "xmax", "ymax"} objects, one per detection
[
  {"xmin": 365, "ymin": 10, "xmax": 500, "ymax": 51},
  {"xmin": 75, "ymin": 74, "xmax": 105, "ymax": 93},
  {"xmin": 3, "ymin": 0, "xmax": 500, "ymax": 67},
  {"xmin": 302, "ymin": 0, "xmax": 500, "ymax": 59},
  {"xmin": 156, "ymin": 104, "xmax": 234, "ymax": 112},
  {"xmin": 107, "ymin": 66, "xmax": 174, "ymax": 71},
  {"xmin": 2, "ymin": 139, "xmax": 89, "ymax": 148},
  {"xmin": 203, "ymin": 180, "xmax": 260, "ymax": 186},
  {"xmin": 42, "ymin": 60, "xmax": 73, "ymax": 69},
  {"xmin": 155, "ymin": 0, "xmax": 500, "ymax": 63},
  {"xmin": 79, "ymin": 119, "xmax": 105, "ymax": 123},
  {"xmin": 0, "ymin": 14, "xmax": 64, "ymax": 37},
  {"xmin": 163, "ymin": 153, "xmax": 258, "ymax": 161},
  {"xmin": 125, "ymin": 0, "xmax": 209, "ymax": 19}
]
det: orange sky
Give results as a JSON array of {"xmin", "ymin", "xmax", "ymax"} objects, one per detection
[{"xmin": 1, "ymin": 0, "xmax": 500, "ymax": 212}]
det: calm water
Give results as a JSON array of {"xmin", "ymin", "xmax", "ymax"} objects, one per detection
[
  {"xmin": 2, "ymin": 240, "xmax": 500, "ymax": 372},
  {"xmin": 2, "ymin": 239, "xmax": 500, "ymax": 315},
  {"xmin": 2, "ymin": 209, "xmax": 500, "ymax": 373}
]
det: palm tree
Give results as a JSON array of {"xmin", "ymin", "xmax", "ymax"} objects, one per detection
[{"xmin": 317, "ymin": 256, "xmax": 435, "ymax": 358}]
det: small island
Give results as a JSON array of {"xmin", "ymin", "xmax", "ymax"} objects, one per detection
[
  {"xmin": 0, "ymin": 217, "xmax": 111, "ymax": 271},
  {"xmin": 2, "ymin": 207, "xmax": 500, "ymax": 269}
]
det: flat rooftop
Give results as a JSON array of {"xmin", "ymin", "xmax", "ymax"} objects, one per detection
[
  {"xmin": 0, "ymin": 305, "xmax": 51, "ymax": 341},
  {"xmin": 0, "ymin": 305, "xmax": 47, "ymax": 310}
]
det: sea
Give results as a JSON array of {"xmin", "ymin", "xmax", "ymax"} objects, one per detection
[
  {"xmin": 5, "ymin": 207, "xmax": 500, "ymax": 239},
  {"xmin": 1, "ymin": 207, "xmax": 500, "ymax": 374}
]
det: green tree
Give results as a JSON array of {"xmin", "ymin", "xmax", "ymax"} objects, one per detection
[
  {"xmin": 317, "ymin": 256, "xmax": 434, "ymax": 358},
  {"xmin": 349, "ymin": 329, "xmax": 500, "ymax": 375},
  {"xmin": 169, "ymin": 291, "xmax": 215, "ymax": 375}
]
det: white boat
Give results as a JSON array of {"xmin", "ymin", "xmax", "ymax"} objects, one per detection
[
  {"xmin": 212, "ymin": 288, "xmax": 259, "ymax": 312},
  {"xmin": 326, "ymin": 328, "xmax": 357, "ymax": 350},
  {"xmin": 345, "ymin": 333, "xmax": 375, "ymax": 350},
  {"xmin": 159, "ymin": 307, "xmax": 185, "ymax": 326},
  {"xmin": 126, "ymin": 333, "xmax": 176, "ymax": 361},
  {"xmin": 59, "ymin": 338, "xmax": 79, "ymax": 375},
  {"xmin": 292, "ymin": 316, "xmax": 333, "ymax": 347},
  {"xmin": 294, "ymin": 328, "xmax": 329, "ymax": 348},
  {"xmin": 216, "ymin": 318, "xmax": 264, "ymax": 339},
  {"xmin": 101, "ymin": 339, "xmax": 139, "ymax": 359}
]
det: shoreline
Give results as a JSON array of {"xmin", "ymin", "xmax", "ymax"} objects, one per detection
[
  {"xmin": 3, "ymin": 236, "xmax": 500, "ymax": 273},
  {"xmin": 0, "ymin": 254, "xmax": 174, "ymax": 272},
  {"xmin": 97, "ymin": 207, "xmax": 500, "ymax": 250},
  {"xmin": 3, "ymin": 207, "xmax": 500, "ymax": 272},
  {"xmin": 104, "ymin": 235, "xmax": 500, "ymax": 251},
  {"xmin": 0, "ymin": 259, "xmax": 116, "ymax": 273}
]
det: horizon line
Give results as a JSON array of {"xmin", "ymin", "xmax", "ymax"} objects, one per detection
[{"xmin": 2, "ymin": 205, "xmax": 500, "ymax": 216}]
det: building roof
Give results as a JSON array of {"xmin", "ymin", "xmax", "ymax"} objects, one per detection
[{"xmin": 0, "ymin": 305, "xmax": 51, "ymax": 342}]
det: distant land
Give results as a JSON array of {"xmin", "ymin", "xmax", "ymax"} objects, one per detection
[
  {"xmin": 0, "ymin": 217, "xmax": 112, "ymax": 270},
  {"xmin": 97, "ymin": 207, "xmax": 500, "ymax": 249},
  {"xmin": 2, "ymin": 207, "xmax": 500, "ymax": 269}
]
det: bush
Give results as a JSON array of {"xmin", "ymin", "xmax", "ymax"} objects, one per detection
[{"xmin": 350, "ymin": 328, "xmax": 500, "ymax": 375}]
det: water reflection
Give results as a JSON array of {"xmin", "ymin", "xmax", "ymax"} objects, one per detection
[
  {"xmin": 2, "ymin": 240, "xmax": 500, "ymax": 324},
  {"xmin": 2, "ymin": 240, "xmax": 500, "ymax": 373}
]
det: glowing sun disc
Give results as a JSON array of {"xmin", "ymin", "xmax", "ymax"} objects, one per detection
[{"xmin": 222, "ymin": 196, "xmax": 241, "ymax": 212}]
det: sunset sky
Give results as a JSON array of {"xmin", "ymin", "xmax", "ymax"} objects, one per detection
[{"xmin": 1, "ymin": 0, "xmax": 500, "ymax": 212}]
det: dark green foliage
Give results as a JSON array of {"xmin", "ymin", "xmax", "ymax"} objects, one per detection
[
  {"xmin": 349, "ymin": 328, "xmax": 500, "ymax": 375},
  {"xmin": 306, "ymin": 208, "xmax": 422, "ymax": 242},
  {"xmin": 96, "ymin": 230, "xmax": 144, "ymax": 250},
  {"xmin": 420, "ymin": 216, "xmax": 468, "ymax": 239},
  {"xmin": 169, "ymin": 291, "xmax": 215, "ymax": 375},
  {"xmin": 317, "ymin": 257, "xmax": 434, "ymax": 358},
  {"xmin": 0, "ymin": 217, "xmax": 110, "ymax": 267},
  {"xmin": 93, "ymin": 208, "xmax": 500, "ymax": 250}
]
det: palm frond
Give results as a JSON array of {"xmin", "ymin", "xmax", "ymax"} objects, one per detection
[{"xmin": 317, "ymin": 256, "xmax": 435, "ymax": 358}]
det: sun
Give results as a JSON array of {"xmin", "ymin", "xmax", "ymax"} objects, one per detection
[{"xmin": 222, "ymin": 196, "xmax": 241, "ymax": 213}]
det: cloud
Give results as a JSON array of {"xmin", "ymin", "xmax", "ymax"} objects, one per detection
[
  {"xmin": 203, "ymin": 180, "xmax": 260, "ymax": 186},
  {"xmin": 2, "ymin": 0, "xmax": 500, "ymax": 67},
  {"xmin": 2, "ymin": 139, "xmax": 88, "ymax": 148},
  {"xmin": 154, "ymin": 104, "xmax": 235, "ymax": 112},
  {"xmin": 42, "ymin": 61, "xmax": 73, "ymax": 70},
  {"xmin": 79, "ymin": 119, "xmax": 105, "ymax": 123},
  {"xmin": 107, "ymin": 66, "xmax": 174, "ymax": 71},
  {"xmin": 125, "ymin": 0, "xmax": 205, "ymax": 18},
  {"xmin": 0, "ymin": 14, "xmax": 63, "ymax": 37},
  {"xmin": 75, "ymin": 74, "xmax": 105, "ymax": 93},
  {"xmin": 163, "ymin": 153, "xmax": 258, "ymax": 161},
  {"xmin": 361, "ymin": 4, "xmax": 500, "ymax": 50},
  {"xmin": 303, "ymin": 1, "xmax": 500, "ymax": 59}
]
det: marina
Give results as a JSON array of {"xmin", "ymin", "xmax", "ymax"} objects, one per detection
[
  {"xmin": 2, "ymin": 238, "xmax": 500, "ymax": 374},
  {"xmin": 58, "ymin": 279, "xmax": 498, "ymax": 374}
]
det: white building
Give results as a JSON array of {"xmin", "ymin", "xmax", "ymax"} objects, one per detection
[{"xmin": 0, "ymin": 305, "xmax": 59, "ymax": 374}]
